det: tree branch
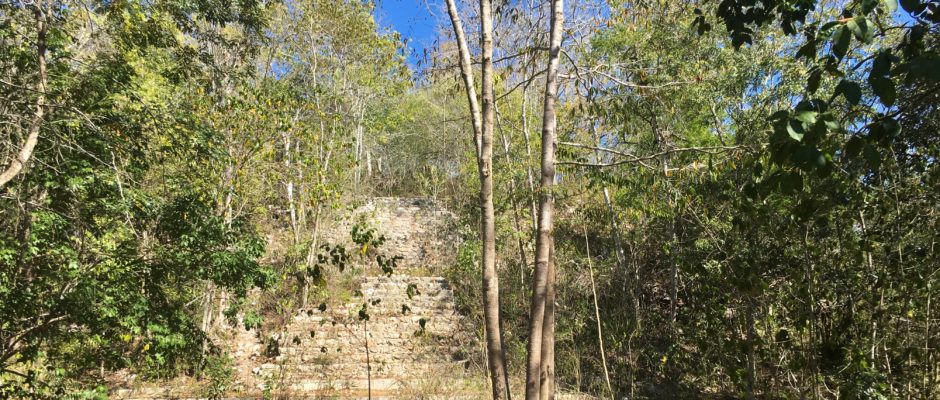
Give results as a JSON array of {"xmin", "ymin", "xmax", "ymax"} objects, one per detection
[
  {"xmin": 558, "ymin": 141, "xmax": 751, "ymax": 170},
  {"xmin": 0, "ymin": 6, "xmax": 48, "ymax": 189}
]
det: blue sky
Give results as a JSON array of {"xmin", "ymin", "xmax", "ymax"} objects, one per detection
[{"xmin": 373, "ymin": 0, "xmax": 440, "ymax": 68}]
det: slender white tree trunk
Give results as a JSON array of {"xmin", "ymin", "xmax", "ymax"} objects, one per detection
[
  {"xmin": 444, "ymin": 1, "xmax": 508, "ymax": 398},
  {"xmin": 520, "ymin": 80, "xmax": 538, "ymax": 233},
  {"xmin": 354, "ymin": 100, "xmax": 365, "ymax": 189},
  {"xmin": 283, "ymin": 133, "xmax": 298, "ymax": 241},
  {"xmin": 526, "ymin": 1, "xmax": 564, "ymax": 398}
]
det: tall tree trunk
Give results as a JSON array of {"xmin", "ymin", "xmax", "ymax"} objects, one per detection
[
  {"xmin": 520, "ymin": 73, "xmax": 538, "ymax": 233},
  {"xmin": 526, "ymin": 0, "xmax": 563, "ymax": 398},
  {"xmin": 538, "ymin": 242, "xmax": 556, "ymax": 400},
  {"xmin": 354, "ymin": 100, "xmax": 365, "ymax": 190},
  {"xmin": 443, "ymin": 1, "xmax": 508, "ymax": 398},
  {"xmin": 301, "ymin": 204, "xmax": 321, "ymax": 310},
  {"xmin": 479, "ymin": 0, "xmax": 511, "ymax": 397},
  {"xmin": 200, "ymin": 282, "xmax": 216, "ymax": 358},
  {"xmin": 296, "ymin": 139, "xmax": 307, "ymax": 231},
  {"xmin": 282, "ymin": 130, "xmax": 299, "ymax": 242},
  {"xmin": 0, "ymin": 6, "xmax": 47, "ymax": 189},
  {"xmin": 745, "ymin": 299, "xmax": 758, "ymax": 400}
]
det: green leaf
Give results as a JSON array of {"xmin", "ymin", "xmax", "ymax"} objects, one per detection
[
  {"xmin": 870, "ymin": 51, "xmax": 892, "ymax": 78},
  {"xmin": 797, "ymin": 40, "xmax": 817, "ymax": 60},
  {"xmin": 832, "ymin": 26, "xmax": 851, "ymax": 59},
  {"xmin": 846, "ymin": 17, "xmax": 873, "ymax": 43},
  {"xmin": 870, "ymin": 117, "xmax": 902, "ymax": 142},
  {"xmin": 820, "ymin": 20, "xmax": 842, "ymax": 33},
  {"xmin": 820, "ymin": 113, "xmax": 840, "ymax": 130},
  {"xmin": 807, "ymin": 68, "xmax": 823, "ymax": 93},
  {"xmin": 863, "ymin": 144, "xmax": 882, "ymax": 169},
  {"xmin": 793, "ymin": 110, "xmax": 818, "ymax": 124},
  {"xmin": 883, "ymin": 0, "xmax": 898, "ymax": 13},
  {"xmin": 837, "ymin": 80, "xmax": 862, "ymax": 105},
  {"xmin": 869, "ymin": 76, "xmax": 896, "ymax": 106},
  {"xmin": 791, "ymin": 146, "xmax": 826, "ymax": 171},
  {"xmin": 787, "ymin": 121, "xmax": 805, "ymax": 141}
]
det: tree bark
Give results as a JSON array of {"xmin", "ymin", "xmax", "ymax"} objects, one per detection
[
  {"xmin": 444, "ymin": 0, "xmax": 483, "ymax": 156},
  {"xmin": 444, "ymin": 1, "xmax": 508, "ymax": 398},
  {"xmin": 354, "ymin": 99, "xmax": 365, "ymax": 189},
  {"xmin": 526, "ymin": 0, "xmax": 563, "ymax": 398},
  {"xmin": 0, "ymin": 6, "xmax": 47, "ymax": 190},
  {"xmin": 520, "ymin": 71, "xmax": 538, "ymax": 233},
  {"xmin": 283, "ymin": 132, "xmax": 298, "ymax": 241},
  {"xmin": 538, "ymin": 242, "xmax": 556, "ymax": 400},
  {"xmin": 745, "ymin": 299, "xmax": 757, "ymax": 400},
  {"xmin": 478, "ymin": 0, "xmax": 511, "ymax": 397}
]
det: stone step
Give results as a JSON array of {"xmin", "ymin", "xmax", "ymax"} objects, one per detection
[
  {"xmin": 278, "ymin": 345, "xmax": 456, "ymax": 356},
  {"xmin": 284, "ymin": 377, "xmax": 472, "ymax": 392},
  {"xmin": 114, "ymin": 387, "xmax": 478, "ymax": 400},
  {"xmin": 296, "ymin": 299, "xmax": 457, "ymax": 312},
  {"xmin": 258, "ymin": 369, "xmax": 468, "ymax": 381},
  {"xmin": 270, "ymin": 350, "xmax": 462, "ymax": 365},
  {"xmin": 291, "ymin": 311, "xmax": 460, "ymax": 324},
  {"xmin": 285, "ymin": 319, "xmax": 461, "ymax": 333},
  {"xmin": 258, "ymin": 360, "xmax": 465, "ymax": 372},
  {"xmin": 279, "ymin": 332, "xmax": 460, "ymax": 346}
]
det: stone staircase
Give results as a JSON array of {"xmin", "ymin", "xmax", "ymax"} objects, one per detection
[
  {"xmin": 255, "ymin": 275, "xmax": 476, "ymax": 398},
  {"xmin": 113, "ymin": 198, "xmax": 480, "ymax": 399}
]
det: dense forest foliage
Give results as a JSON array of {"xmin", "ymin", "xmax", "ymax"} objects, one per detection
[{"xmin": 0, "ymin": 0, "xmax": 937, "ymax": 398}]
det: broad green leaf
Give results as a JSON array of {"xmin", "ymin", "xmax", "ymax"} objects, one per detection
[
  {"xmin": 793, "ymin": 110, "xmax": 818, "ymax": 124},
  {"xmin": 863, "ymin": 144, "xmax": 882, "ymax": 168},
  {"xmin": 820, "ymin": 20, "xmax": 842, "ymax": 32},
  {"xmin": 832, "ymin": 26, "xmax": 851, "ymax": 59},
  {"xmin": 848, "ymin": 17, "xmax": 873, "ymax": 43},
  {"xmin": 787, "ymin": 121, "xmax": 805, "ymax": 141},
  {"xmin": 797, "ymin": 40, "xmax": 817, "ymax": 60},
  {"xmin": 837, "ymin": 80, "xmax": 862, "ymax": 105},
  {"xmin": 820, "ymin": 113, "xmax": 841, "ymax": 130},
  {"xmin": 883, "ymin": 0, "xmax": 898, "ymax": 13},
  {"xmin": 869, "ymin": 76, "xmax": 896, "ymax": 106},
  {"xmin": 870, "ymin": 51, "xmax": 892, "ymax": 78},
  {"xmin": 807, "ymin": 68, "xmax": 822, "ymax": 93}
]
